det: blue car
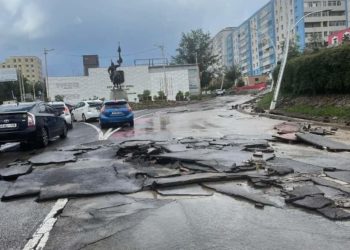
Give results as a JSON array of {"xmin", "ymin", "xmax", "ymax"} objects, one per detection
[{"xmin": 99, "ymin": 100, "xmax": 134, "ymax": 129}]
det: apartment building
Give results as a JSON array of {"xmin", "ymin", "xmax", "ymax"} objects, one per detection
[
  {"xmin": 0, "ymin": 56, "xmax": 43, "ymax": 82},
  {"xmin": 210, "ymin": 27, "xmax": 236, "ymax": 69},
  {"xmin": 213, "ymin": 0, "xmax": 350, "ymax": 76}
]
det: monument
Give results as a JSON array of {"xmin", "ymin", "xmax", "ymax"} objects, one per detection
[{"xmin": 108, "ymin": 45, "xmax": 128, "ymax": 100}]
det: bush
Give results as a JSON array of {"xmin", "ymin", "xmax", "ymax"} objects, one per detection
[
  {"xmin": 176, "ymin": 91, "xmax": 185, "ymax": 101},
  {"xmin": 281, "ymin": 44, "xmax": 350, "ymax": 95}
]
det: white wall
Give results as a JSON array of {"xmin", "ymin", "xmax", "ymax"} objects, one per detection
[{"xmin": 48, "ymin": 65, "xmax": 200, "ymax": 104}]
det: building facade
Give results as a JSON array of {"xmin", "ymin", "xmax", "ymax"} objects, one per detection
[
  {"xmin": 48, "ymin": 64, "xmax": 200, "ymax": 104},
  {"xmin": 0, "ymin": 56, "xmax": 43, "ymax": 82},
  {"xmin": 210, "ymin": 27, "xmax": 236, "ymax": 69},
  {"xmin": 83, "ymin": 55, "xmax": 99, "ymax": 76},
  {"xmin": 214, "ymin": 0, "xmax": 350, "ymax": 76}
]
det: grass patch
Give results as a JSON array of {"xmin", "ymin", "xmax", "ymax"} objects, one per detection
[
  {"xmin": 284, "ymin": 104, "xmax": 350, "ymax": 119},
  {"xmin": 256, "ymin": 92, "xmax": 273, "ymax": 110}
]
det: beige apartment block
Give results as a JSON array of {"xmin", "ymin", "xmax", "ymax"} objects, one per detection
[{"xmin": 0, "ymin": 56, "xmax": 43, "ymax": 82}]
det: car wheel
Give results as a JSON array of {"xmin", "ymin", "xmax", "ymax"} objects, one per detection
[
  {"xmin": 36, "ymin": 127, "xmax": 49, "ymax": 148},
  {"xmin": 82, "ymin": 114, "xmax": 86, "ymax": 122},
  {"xmin": 129, "ymin": 120, "xmax": 134, "ymax": 127},
  {"xmin": 71, "ymin": 114, "xmax": 76, "ymax": 122},
  {"xmin": 60, "ymin": 124, "xmax": 68, "ymax": 139}
]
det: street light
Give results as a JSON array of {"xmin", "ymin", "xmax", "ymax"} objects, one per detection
[
  {"xmin": 270, "ymin": 9, "xmax": 332, "ymax": 110},
  {"xmin": 44, "ymin": 48, "xmax": 54, "ymax": 100}
]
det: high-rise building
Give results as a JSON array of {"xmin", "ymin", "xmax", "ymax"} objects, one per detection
[
  {"xmin": 213, "ymin": 0, "xmax": 350, "ymax": 76},
  {"xmin": 210, "ymin": 27, "xmax": 236, "ymax": 69},
  {"xmin": 0, "ymin": 56, "xmax": 43, "ymax": 82},
  {"xmin": 83, "ymin": 55, "xmax": 99, "ymax": 76}
]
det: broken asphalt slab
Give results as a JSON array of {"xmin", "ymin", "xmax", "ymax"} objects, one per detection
[
  {"xmin": 325, "ymin": 171, "xmax": 350, "ymax": 184},
  {"xmin": 202, "ymin": 182, "xmax": 281, "ymax": 208},
  {"xmin": 267, "ymin": 158, "xmax": 323, "ymax": 174},
  {"xmin": 157, "ymin": 184, "xmax": 213, "ymax": 196},
  {"xmin": 0, "ymin": 162, "xmax": 32, "ymax": 180},
  {"xmin": 317, "ymin": 206, "xmax": 350, "ymax": 220},
  {"xmin": 291, "ymin": 195, "xmax": 333, "ymax": 210},
  {"xmin": 144, "ymin": 172, "xmax": 265, "ymax": 188},
  {"xmin": 311, "ymin": 177, "xmax": 350, "ymax": 194},
  {"xmin": 2, "ymin": 165, "xmax": 143, "ymax": 201},
  {"xmin": 29, "ymin": 151, "xmax": 77, "ymax": 165},
  {"xmin": 284, "ymin": 185, "xmax": 324, "ymax": 202},
  {"xmin": 296, "ymin": 133, "xmax": 350, "ymax": 151},
  {"xmin": 43, "ymin": 195, "xmax": 172, "ymax": 250}
]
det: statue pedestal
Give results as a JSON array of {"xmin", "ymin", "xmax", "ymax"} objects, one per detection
[{"xmin": 110, "ymin": 88, "xmax": 128, "ymax": 101}]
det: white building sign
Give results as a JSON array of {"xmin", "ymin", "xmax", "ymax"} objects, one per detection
[{"xmin": 0, "ymin": 68, "xmax": 18, "ymax": 83}]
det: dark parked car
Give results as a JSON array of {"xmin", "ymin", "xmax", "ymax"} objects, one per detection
[{"xmin": 0, "ymin": 102, "xmax": 68, "ymax": 148}]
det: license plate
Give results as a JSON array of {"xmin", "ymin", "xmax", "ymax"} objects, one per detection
[
  {"xmin": 111, "ymin": 112, "xmax": 123, "ymax": 116},
  {"xmin": 0, "ymin": 123, "xmax": 17, "ymax": 128}
]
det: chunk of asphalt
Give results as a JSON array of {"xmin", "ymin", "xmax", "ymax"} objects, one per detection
[
  {"xmin": 81, "ymin": 147, "xmax": 118, "ymax": 160},
  {"xmin": 296, "ymin": 133, "xmax": 350, "ymax": 152},
  {"xmin": 3, "ymin": 166, "xmax": 143, "ymax": 201},
  {"xmin": 267, "ymin": 165, "xmax": 294, "ymax": 176},
  {"xmin": 325, "ymin": 171, "xmax": 350, "ymax": 184},
  {"xmin": 144, "ymin": 173, "xmax": 248, "ymax": 188},
  {"xmin": 292, "ymin": 195, "xmax": 333, "ymax": 210},
  {"xmin": 135, "ymin": 166, "xmax": 181, "ymax": 178},
  {"xmin": 160, "ymin": 143, "xmax": 189, "ymax": 153},
  {"xmin": 317, "ymin": 206, "xmax": 350, "ymax": 220},
  {"xmin": 0, "ymin": 163, "xmax": 32, "ymax": 180},
  {"xmin": 274, "ymin": 122, "xmax": 301, "ymax": 134},
  {"xmin": 0, "ymin": 181, "xmax": 10, "ymax": 197},
  {"xmin": 58, "ymin": 144, "xmax": 101, "ymax": 151},
  {"xmin": 267, "ymin": 158, "xmax": 322, "ymax": 174},
  {"xmin": 180, "ymin": 162, "xmax": 217, "ymax": 173},
  {"xmin": 155, "ymin": 148, "xmax": 255, "ymax": 171},
  {"xmin": 311, "ymin": 177, "xmax": 350, "ymax": 194},
  {"xmin": 39, "ymin": 166, "xmax": 143, "ymax": 201},
  {"xmin": 44, "ymin": 195, "xmax": 172, "ymax": 250},
  {"xmin": 285, "ymin": 185, "xmax": 324, "ymax": 202},
  {"xmin": 29, "ymin": 151, "xmax": 77, "ymax": 165},
  {"xmin": 202, "ymin": 182, "xmax": 280, "ymax": 208},
  {"xmin": 157, "ymin": 184, "xmax": 214, "ymax": 196}
]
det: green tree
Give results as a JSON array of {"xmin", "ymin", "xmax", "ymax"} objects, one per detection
[
  {"xmin": 158, "ymin": 91, "xmax": 166, "ymax": 101},
  {"xmin": 176, "ymin": 91, "xmax": 184, "ymax": 101},
  {"xmin": 55, "ymin": 95, "xmax": 64, "ymax": 102},
  {"xmin": 173, "ymin": 29, "xmax": 218, "ymax": 88},
  {"xmin": 142, "ymin": 90, "xmax": 152, "ymax": 101},
  {"xmin": 224, "ymin": 65, "xmax": 241, "ymax": 87}
]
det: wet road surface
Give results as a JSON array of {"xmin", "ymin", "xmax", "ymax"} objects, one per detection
[{"xmin": 1, "ymin": 95, "xmax": 350, "ymax": 250}]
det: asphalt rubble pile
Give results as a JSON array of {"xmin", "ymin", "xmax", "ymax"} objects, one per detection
[
  {"xmin": 1, "ymin": 135, "xmax": 350, "ymax": 221},
  {"xmin": 272, "ymin": 121, "xmax": 350, "ymax": 152}
]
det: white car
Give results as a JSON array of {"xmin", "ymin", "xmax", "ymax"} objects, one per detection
[
  {"xmin": 215, "ymin": 89, "xmax": 225, "ymax": 96},
  {"xmin": 71, "ymin": 100, "xmax": 102, "ymax": 122},
  {"xmin": 48, "ymin": 102, "xmax": 73, "ymax": 129}
]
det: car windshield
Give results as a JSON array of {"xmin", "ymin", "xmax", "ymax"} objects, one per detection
[
  {"xmin": 0, "ymin": 103, "xmax": 35, "ymax": 112},
  {"xmin": 87, "ymin": 102, "xmax": 102, "ymax": 108},
  {"xmin": 104, "ymin": 102, "xmax": 128, "ymax": 109}
]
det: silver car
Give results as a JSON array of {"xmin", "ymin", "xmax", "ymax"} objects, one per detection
[{"xmin": 48, "ymin": 102, "xmax": 73, "ymax": 129}]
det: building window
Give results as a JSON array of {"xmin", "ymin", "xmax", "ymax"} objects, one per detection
[
  {"xmin": 32, "ymin": 75, "xmax": 35, "ymax": 78},
  {"xmin": 31, "ymin": 64, "xmax": 34, "ymax": 67},
  {"xmin": 30, "ymin": 58, "xmax": 34, "ymax": 62},
  {"xmin": 25, "ymin": 58, "xmax": 28, "ymax": 62},
  {"xmin": 18, "ymin": 59, "xmax": 21, "ymax": 62},
  {"xmin": 13, "ymin": 59, "xmax": 16, "ymax": 63}
]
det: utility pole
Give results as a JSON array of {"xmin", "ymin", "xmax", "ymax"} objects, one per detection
[
  {"xmin": 44, "ymin": 48, "xmax": 54, "ymax": 101},
  {"xmin": 155, "ymin": 44, "xmax": 167, "ymax": 99}
]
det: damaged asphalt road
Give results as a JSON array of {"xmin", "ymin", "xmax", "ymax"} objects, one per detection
[{"xmin": 1, "ymin": 96, "xmax": 350, "ymax": 249}]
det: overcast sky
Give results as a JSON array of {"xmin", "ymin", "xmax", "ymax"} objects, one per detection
[{"xmin": 0, "ymin": 0, "xmax": 267, "ymax": 76}]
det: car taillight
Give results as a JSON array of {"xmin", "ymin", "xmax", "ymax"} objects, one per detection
[
  {"xmin": 27, "ymin": 112, "xmax": 36, "ymax": 127},
  {"xmin": 64, "ymin": 106, "xmax": 69, "ymax": 115}
]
